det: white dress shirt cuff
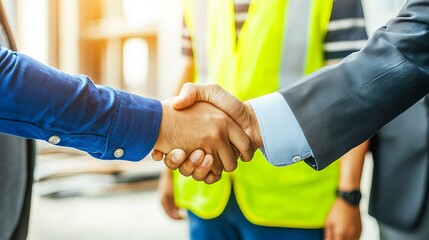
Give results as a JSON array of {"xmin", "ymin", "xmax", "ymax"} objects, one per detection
[{"xmin": 248, "ymin": 92, "xmax": 313, "ymax": 166}]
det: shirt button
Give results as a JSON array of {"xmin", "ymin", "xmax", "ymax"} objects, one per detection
[
  {"xmin": 292, "ymin": 155, "xmax": 302, "ymax": 163},
  {"xmin": 48, "ymin": 135, "xmax": 61, "ymax": 145},
  {"xmin": 114, "ymin": 148, "xmax": 124, "ymax": 158}
]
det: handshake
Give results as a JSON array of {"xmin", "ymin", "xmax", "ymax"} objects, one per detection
[{"xmin": 152, "ymin": 83, "xmax": 263, "ymax": 184}]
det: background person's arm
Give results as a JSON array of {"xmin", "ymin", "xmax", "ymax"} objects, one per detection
[{"xmin": 325, "ymin": 141, "xmax": 368, "ymax": 240}]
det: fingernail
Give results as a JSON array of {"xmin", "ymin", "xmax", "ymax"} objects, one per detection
[
  {"xmin": 190, "ymin": 151, "xmax": 202, "ymax": 163},
  {"xmin": 201, "ymin": 157, "xmax": 210, "ymax": 168},
  {"xmin": 171, "ymin": 151, "xmax": 182, "ymax": 163}
]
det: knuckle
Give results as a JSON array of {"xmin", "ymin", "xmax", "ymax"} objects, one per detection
[
  {"xmin": 187, "ymin": 159, "xmax": 200, "ymax": 168},
  {"xmin": 194, "ymin": 167, "xmax": 206, "ymax": 177},
  {"xmin": 203, "ymin": 174, "xmax": 214, "ymax": 184},
  {"xmin": 243, "ymin": 138, "xmax": 253, "ymax": 152},
  {"xmin": 240, "ymin": 140, "xmax": 253, "ymax": 158},
  {"xmin": 178, "ymin": 167, "xmax": 192, "ymax": 177},
  {"xmin": 212, "ymin": 83, "xmax": 221, "ymax": 91},
  {"xmin": 205, "ymin": 133, "xmax": 219, "ymax": 144},
  {"xmin": 182, "ymin": 82, "xmax": 193, "ymax": 90},
  {"xmin": 212, "ymin": 168, "xmax": 222, "ymax": 176},
  {"xmin": 164, "ymin": 160, "xmax": 178, "ymax": 170},
  {"xmin": 192, "ymin": 174, "xmax": 204, "ymax": 182},
  {"xmin": 224, "ymin": 162, "xmax": 237, "ymax": 172}
]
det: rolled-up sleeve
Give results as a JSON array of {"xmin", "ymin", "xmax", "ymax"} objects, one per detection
[{"xmin": 248, "ymin": 92, "xmax": 313, "ymax": 166}]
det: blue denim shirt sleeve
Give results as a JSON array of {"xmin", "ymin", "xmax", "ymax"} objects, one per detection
[
  {"xmin": 0, "ymin": 46, "xmax": 161, "ymax": 161},
  {"xmin": 248, "ymin": 92, "xmax": 313, "ymax": 166}
]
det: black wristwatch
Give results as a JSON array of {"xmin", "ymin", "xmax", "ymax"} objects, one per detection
[{"xmin": 336, "ymin": 189, "xmax": 361, "ymax": 206}]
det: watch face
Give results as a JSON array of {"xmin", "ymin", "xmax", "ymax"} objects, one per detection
[
  {"xmin": 348, "ymin": 191, "xmax": 362, "ymax": 205},
  {"xmin": 338, "ymin": 190, "xmax": 361, "ymax": 206}
]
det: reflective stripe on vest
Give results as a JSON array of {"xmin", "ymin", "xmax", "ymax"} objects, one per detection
[
  {"xmin": 193, "ymin": 0, "xmax": 209, "ymax": 83},
  {"xmin": 280, "ymin": 0, "xmax": 311, "ymax": 87},
  {"xmin": 193, "ymin": 0, "xmax": 312, "ymax": 88},
  {"xmin": 176, "ymin": 0, "xmax": 338, "ymax": 228}
]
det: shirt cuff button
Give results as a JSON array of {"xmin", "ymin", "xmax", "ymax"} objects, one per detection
[
  {"xmin": 292, "ymin": 155, "xmax": 302, "ymax": 163},
  {"xmin": 114, "ymin": 148, "xmax": 124, "ymax": 158},
  {"xmin": 48, "ymin": 135, "xmax": 61, "ymax": 145}
]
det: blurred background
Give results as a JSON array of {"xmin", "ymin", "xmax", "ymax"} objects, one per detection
[{"xmin": 1, "ymin": 0, "xmax": 405, "ymax": 239}]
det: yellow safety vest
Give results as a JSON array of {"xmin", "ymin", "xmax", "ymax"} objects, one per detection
[{"xmin": 174, "ymin": 0, "xmax": 339, "ymax": 228}]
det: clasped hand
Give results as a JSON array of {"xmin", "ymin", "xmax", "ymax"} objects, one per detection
[{"xmin": 152, "ymin": 83, "xmax": 263, "ymax": 184}]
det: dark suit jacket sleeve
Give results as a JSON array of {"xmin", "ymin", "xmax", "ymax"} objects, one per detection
[
  {"xmin": 280, "ymin": 0, "xmax": 429, "ymax": 170},
  {"xmin": 0, "ymin": 46, "xmax": 162, "ymax": 161}
]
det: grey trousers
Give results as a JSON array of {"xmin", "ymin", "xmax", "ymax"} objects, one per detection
[
  {"xmin": 0, "ymin": 135, "xmax": 32, "ymax": 240},
  {"xmin": 379, "ymin": 196, "xmax": 429, "ymax": 240}
]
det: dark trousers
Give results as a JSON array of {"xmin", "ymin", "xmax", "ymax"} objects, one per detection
[{"xmin": 188, "ymin": 191, "xmax": 324, "ymax": 240}]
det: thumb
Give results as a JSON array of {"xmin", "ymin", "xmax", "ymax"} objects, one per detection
[
  {"xmin": 173, "ymin": 83, "xmax": 249, "ymax": 129},
  {"xmin": 151, "ymin": 149, "xmax": 165, "ymax": 161},
  {"xmin": 172, "ymin": 82, "xmax": 201, "ymax": 110}
]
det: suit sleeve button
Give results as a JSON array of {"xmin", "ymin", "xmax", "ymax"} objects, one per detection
[{"xmin": 114, "ymin": 148, "xmax": 124, "ymax": 158}]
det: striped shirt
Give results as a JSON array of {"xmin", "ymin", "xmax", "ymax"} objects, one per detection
[
  {"xmin": 182, "ymin": 0, "xmax": 368, "ymax": 63},
  {"xmin": 325, "ymin": 0, "xmax": 368, "ymax": 64}
]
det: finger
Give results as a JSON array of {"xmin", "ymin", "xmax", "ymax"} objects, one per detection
[
  {"xmin": 227, "ymin": 119, "xmax": 255, "ymax": 162},
  {"xmin": 167, "ymin": 208, "xmax": 183, "ymax": 220},
  {"xmin": 192, "ymin": 154, "xmax": 214, "ymax": 181},
  {"xmin": 161, "ymin": 198, "xmax": 183, "ymax": 220},
  {"xmin": 164, "ymin": 149, "xmax": 187, "ymax": 170},
  {"xmin": 324, "ymin": 223, "xmax": 333, "ymax": 240},
  {"xmin": 217, "ymin": 138, "xmax": 238, "ymax": 172},
  {"xmin": 209, "ymin": 152, "xmax": 224, "ymax": 176},
  {"xmin": 165, "ymin": 205, "xmax": 183, "ymax": 220},
  {"xmin": 151, "ymin": 150, "xmax": 165, "ymax": 161},
  {"xmin": 232, "ymin": 145, "xmax": 241, "ymax": 159},
  {"xmin": 204, "ymin": 172, "xmax": 222, "ymax": 184},
  {"xmin": 178, "ymin": 150, "xmax": 205, "ymax": 177}
]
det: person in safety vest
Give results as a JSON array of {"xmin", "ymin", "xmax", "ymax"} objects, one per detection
[{"xmin": 159, "ymin": 0, "xmax": 368, "ymax": 239}]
